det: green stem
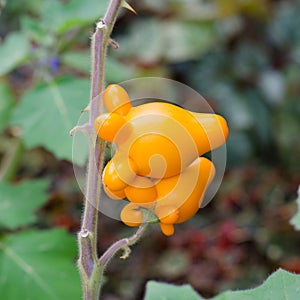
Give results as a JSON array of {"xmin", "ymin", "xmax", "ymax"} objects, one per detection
[{"xmin": 0, "ymin": 138, "xmax": 23, "ymax": 182}]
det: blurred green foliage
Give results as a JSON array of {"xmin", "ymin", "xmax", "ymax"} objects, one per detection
[
  {"xmin": 0, "ymin": 179, "xmax": 49, "ymax": 229},
  {"xmin": 0, "ymin": 0, "xmax": 300, "ymax": 299}
]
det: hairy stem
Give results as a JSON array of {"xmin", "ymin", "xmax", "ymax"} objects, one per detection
[{"xmin": 78, "ymin": 1, "xmax": 124, "ymax": 299}]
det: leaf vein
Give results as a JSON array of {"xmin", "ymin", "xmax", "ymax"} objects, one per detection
[{"xmin": 3, "ymin": 245, "xmax": 59, "ymax": 300}]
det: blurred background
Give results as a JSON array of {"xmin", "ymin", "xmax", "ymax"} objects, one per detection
[{"xmin": 0, "ymin": 0, "xmax": 300, "ymax": 299}]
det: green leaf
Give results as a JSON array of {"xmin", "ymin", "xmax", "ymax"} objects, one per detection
[
  {"xmin": 145, "ymin": 281, "xmax": 201, "ymax": 300},
  {"xmin": 211, "ymin": 269, "xmax": 300, "ymax": 300},
  {"xmin": 0, "ymin": 82, "xmax": 14, "ymax": 133},
  {"xmin": 0, "ymin": 32, "xmax": 30, "ymax": 76},
  {"xmin": 118, "ymin": 20, "xmax": 218, "ymax": 63},
  {"xmin": 0, "ymin": 229, "xmax": 81, "ymax": 300},
  {"xmin": 290, "ymin": 186, "xmax": 300, "ymax": 230},
  {"xmin": 40, "ymin": 0, "xmax": 109, "ymax": 34},
  {"xmin": 144, "ymin": 269, "xmax": 300, "ymax": 300},
  {"xmin": 11, "ymin": 77, "xmax": 89, "ymax": 165},
  {"xmin": 0, "ymin": 179, "xmax": 49, "ymax": 229}
]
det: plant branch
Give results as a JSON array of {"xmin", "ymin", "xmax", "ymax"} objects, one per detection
[
  {"xmin": 99, "ymin": 223, "xmax": 149, "ymax": 266},
  {"xmin": 81, "ymin": 0, "xmax": 125, "ymax": 239},
  {"xmin": 77, "ymin": 1, "xmax": 125, "ymax": 299}
]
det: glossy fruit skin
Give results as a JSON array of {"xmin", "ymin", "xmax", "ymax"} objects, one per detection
[
  {"xmin": 103, "ymin": 185, "xmax": 126, "ymax": 200},
  {"xmin": 102, "ymin": 160, "xmax": 128, "ymax": 191},
  {"xmin": 155, "ymin": 206, "xmax": 179, "ymax": 225},
  {"xmin": 96, "ymin": 84, "xmax": 228, "ymax": 236},
  {"xmin": 94, "ymin": 113, "xmax": 127, "ymax": 143},
  {"xmin": 102, "ymin": 153, "xmax": 137, "ymax": 191},
  {"xmin": 120, "ymin": 203, "xmax": 143, "ymax": 227},
  {"xmin": 124, "ymin": 176, "xmax": 157, "ymax": 205},
  {"xmin": 160, "ymin": 223, "xmax": 175, "ymax": 236},
  {"xmin": 154, "ymin": 157, "xmax": 215, "ymax": 224},
  {"xmin": 103, "ymin": 84, "xmax": 132, "ymax": 115}
]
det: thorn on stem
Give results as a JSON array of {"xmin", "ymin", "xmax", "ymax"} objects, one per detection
[
  {"xmin": 122, "ymin": 1, "xmax": 137, "ymax": 14},
  {"xmin": 108, "ymin": 38, "xmax": 119, "ymax": 50}
]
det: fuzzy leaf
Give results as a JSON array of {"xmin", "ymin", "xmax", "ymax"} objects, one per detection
[
  {"xmin": 0, "ymin": 229, "xmax": 81, "ymax": 300},
  {"xmin": 11, "ymin": 77, "xmax": 89, "ymax": 165}
]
